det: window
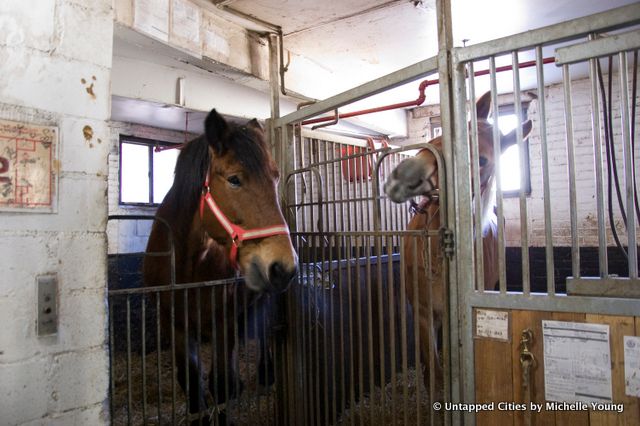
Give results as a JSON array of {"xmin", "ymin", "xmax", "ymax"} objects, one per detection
[
  {"xmin": 119, "ymin": 136, "xmax": 180, "ymax": 205},
  {"xmin": 490, "ymin": 104, "xmax": 531, "ymax": 197}
]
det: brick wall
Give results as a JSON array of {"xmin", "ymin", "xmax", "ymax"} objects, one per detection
[{"xmin": 403, "ymin": 72, "xmax": 640, "ymax": 248}]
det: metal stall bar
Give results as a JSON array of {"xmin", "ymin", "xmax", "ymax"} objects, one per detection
[
  {"xmin": 275, "ymin": 56, "xmax": 438, "ymax": 127},
  {"xmin": 512, "ymin": 51, "xmax": 531, "ymax": 295},
  {"xmin": 618, "ymin": 51, "xmax": 638, "ymax": 279},
  {"xmin": 488, "ymin": 58, "xmax": 507, "ymax": 294},
  {"xmin": 455, "ymin": 3, "xmax": 640, "ymax": 62},
  {"xmin": 562, "ymin": 65, "xmax": 581, "ymax": 280},
  {"xmin": 535, "ymin": 45, "xmax": 556, "ymax": 295},
  {"xmin": 467, "ymin": 62, "xmax": 486, "ymax": 293},
  {"xmin": 587, "ymin": 35, "xmax": 609, "ymax": 278}
]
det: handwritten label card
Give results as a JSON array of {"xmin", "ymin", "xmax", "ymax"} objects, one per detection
[
  {"xmin": 475, "ymin": 309, "xmax": 510, "ymax": 341},
  {"xmin": 624, "ymin": 336, "xmax": 640, "ymax": 397},
  {"xmin": 0, "ymin": 119, "xmax": 58, "ymax": 212}
]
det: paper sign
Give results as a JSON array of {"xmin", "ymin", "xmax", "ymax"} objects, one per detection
[
  {"xmin": 170, "ymin": 0, "xmax": 201, "ymax": 53},
  {"xmin": 624, "ymin": 335, "xmax": 640, "ymax": 397},
  {"xmin": 0, "ymin": 119, "xmax": 58, "ymax": 212},
  {"xmin": 543, "ymin": 320, "xmax": 612, "ymax": 403},
  {"xmin": 134, "ymin": 0, "xmax": 169, "ymax": 42},
  {"xmin": 475, "ymin": 309, "xmax": 509, "ymax": 341}
]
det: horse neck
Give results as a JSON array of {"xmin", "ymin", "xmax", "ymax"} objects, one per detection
[{"xmin": 478, "ymin": 174, "xmax": 497, "ymax": 234}]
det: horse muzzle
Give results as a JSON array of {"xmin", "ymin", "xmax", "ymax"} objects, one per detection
[{"xmin": 245, "ymin": 258, "xmax": 297, "ymax": 294}]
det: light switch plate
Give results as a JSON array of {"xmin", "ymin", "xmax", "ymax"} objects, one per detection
[{"xmin": 37, "ymin": 274, "xmax": 57, "ymax": 336}]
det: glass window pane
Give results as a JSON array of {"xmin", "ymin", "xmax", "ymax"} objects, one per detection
[
  {"xmin": 120, "ymin": 143, "xmax": 150, "ymax": 203},
  {"xmin": 500, "ymin": 144, "xmax": 521, "ymax": 192},
  {"xmin": 153, "ymin": 148, "xmax": 179, "ymax": 203}
]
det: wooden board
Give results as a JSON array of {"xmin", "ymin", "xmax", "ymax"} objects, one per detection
[
  {"xmin": 0, "ymin": 119, "xmax": 58, "ymax": 212},
  {"xmin": 511, "ymin": 309, "xmax": 555, "ymax": 425},
  {"xmin": 475, "ymin": 311, "xmax": 514, "ymax": 426}
]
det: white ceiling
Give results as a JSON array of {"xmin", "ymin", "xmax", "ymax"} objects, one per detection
[{"xmin": 112, "ymin": 0, "xmax": 638, "ymax": 134}]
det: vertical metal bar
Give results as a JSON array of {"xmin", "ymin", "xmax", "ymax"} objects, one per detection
[
  {"xmin": 489, "ymin": 58, "xmax": 507, "ymax": 294},
  {"xmin": 346, "ymin": 235, "xmax": 356, "ymax": 422},
  {"xmin": 468, "ymin": 61, "xmax": 485, "ymax": 293},
  {"xmin": 365, "ymin": 236, "xmax": 375, "ymax": 425},
  {"xmin": 108, "ymin": 300, "xmax": 116, "ymax": 424},
  {"xmin": 513, "ymin": 51, "xmax": 531, "ymax": 295},
  {"xmin": 619, "ymin": 51, "xmax": 638, "ymax": 278},
  {"xmin": 411, "ymin": 236, "xmax": 421, "ymax": 426},
  {"xmin": 426, "ymin": 237, "xmax": 436, "ymax": 426},
  {"xmin": 452, "ymin": 55, "xmax": 474, "ymax": 425},
  {"xmin": 141, "ymin": 295, "xmax": 148, "ymax": 425},
  {"xmin": 195, "ymin": 288, "xmax": 202, "ymax": 425},
  {"xmin": 210, "ymin": 288, "xmax": 219, "ymax": 419},
  {"xmin": 375, "ymin": 235, "xmax": 386, "ymax": 420},
  {"xmin": 337, "ymin": 234, "xmax": 347, "ymax": 424},
  {"xmin": 536, "ymin": 45, "xmax": 556, "ymax": 294},
  {"xmin": 588, "ymin": 42, "xmax": 609, "ymax": 277},
  {"xmin": 233, "ymin": 286, "xmax": 240, "ymax": 421},
  {"xmin": 398, "ymin": 241, "xmax": 409, "ymax": 425},
  {"xmin": 156, "ymin": 293, "xmax": 162, "ymax": 424},
  {"xmin": 354, "ymin": 237, "xmax": 364, "ymax": 426},
  {"xmin": 183, "ymin": 289, "xmax": 190, "ymax": 423},
  {"xmin": 223, "ymin": 286, "xmax": 230, "ymax": 410},
  {"xmin": 563, "ymin": 64, "xmax": 581, "ymax": 278},
  {"xmin": 329, "ymin": 235, "xmax": 338, "ymax": 425},
  {"xmin": 126, "ymin": 296, "xmax": 133, "ymax": 426},
  {"xmin": 387, "ymin": 235, "xmax": 397, "ymax": 426}
]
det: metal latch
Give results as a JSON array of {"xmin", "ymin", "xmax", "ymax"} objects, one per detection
[{"xmin": 439, "ymin": 227, "xmax": 454, "ymax": 259}]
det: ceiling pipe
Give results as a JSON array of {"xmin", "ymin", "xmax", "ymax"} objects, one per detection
[{"xmin": 301, "ymin": 56, "xmax": 556, "ymax": 126}]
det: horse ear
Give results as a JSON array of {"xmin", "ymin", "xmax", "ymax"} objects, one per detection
[
  {"xmin": 246, "ymin": 118, "xmax": 264, "ymax": 133},
  {"xmin": 205, "ymin": 109, "xmax": 229, "ymax": 151},
  {"xmin": 476, "ymin": 91, "xmax": 492, "ymax": 121},
  {"xmin": 500, "ymin": 119, "xmax": 533, "ymax": 151}
]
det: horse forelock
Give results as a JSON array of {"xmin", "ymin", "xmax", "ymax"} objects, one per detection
[{"xmin": 225, "ymin": 124, "xmax": 276, "ymax": 180}]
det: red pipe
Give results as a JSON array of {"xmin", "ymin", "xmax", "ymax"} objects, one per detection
[{"xmin": 301, "ymin": 56, "xmax": 556, "ymax": 126}]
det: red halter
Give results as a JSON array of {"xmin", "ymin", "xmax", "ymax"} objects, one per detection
[{"xmin": 199, "ymin": 176, "xmax": 290, "ymax": 270}]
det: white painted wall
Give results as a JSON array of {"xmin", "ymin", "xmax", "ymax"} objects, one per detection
[
  {"xmin": 0, "ymin": 1, "xmax": 113, "ymax": 425},
  {"xmin": 403, "ymin": 72, "xmax": 640, "ymax": 247}
]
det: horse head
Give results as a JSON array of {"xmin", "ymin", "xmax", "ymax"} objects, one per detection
[
  {"xmin": 201, "ymin": 110, "xmax": 297, "ymax": 293},
  {"xmin": 384, "ymin": 91, "xmax": 532, "ymax": 206}
]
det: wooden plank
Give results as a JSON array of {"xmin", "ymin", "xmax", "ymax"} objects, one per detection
[
  {"xmin": 475, "ymin": 331, "xmax": 514, "ymax": 426},
  {"xmin": 585, "ymin": 314, "xmax": 637, "ymax": 426},
  {"xmin": 511, "ymin": 310, "xmax": 555, "ymax": 425},
  {"xmin": 551, "ymin": 312, "xmax": 590, "ymax": 426}
]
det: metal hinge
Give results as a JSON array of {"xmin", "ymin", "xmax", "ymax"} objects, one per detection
[{"xmin": 439, "ymin": 227, "xmax": 454, "ymax": 259}]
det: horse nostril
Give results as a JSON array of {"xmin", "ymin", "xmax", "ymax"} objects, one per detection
[{"xmin": 269, "ymin": 262, "xmax": 297, "ymax": 291}]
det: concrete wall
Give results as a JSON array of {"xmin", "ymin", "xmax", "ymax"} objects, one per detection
[
  {"xmin": 404, "ymin": 73, "xmax": 640, "ymax": 248},
  {"xmin": 0, "ymin": 1, "xmax": 113, "ymax": 425}
]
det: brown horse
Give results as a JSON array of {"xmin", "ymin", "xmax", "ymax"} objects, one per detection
[
  {"xmin": 143, "ymin": 110, "xmax": 297, "ymax": 424},
  {"xmin": 383, "ymin": 92, "xmax": 532, "ymax": 401}
]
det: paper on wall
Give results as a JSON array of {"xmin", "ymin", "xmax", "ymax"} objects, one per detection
[
  {"xmin": 475, "ymin": 309, "xmax": 509, "ymax": 341},
  {"xmin": 624, "ymin": 335, "xmax": 640, "ymax": 397},
  {"xmin": 134, "ymin": 0, "xmax": 169, "ymax": 42},
  {"xmin": 542, "ymin": 320, "xmax": 612, "ymax": 403}
]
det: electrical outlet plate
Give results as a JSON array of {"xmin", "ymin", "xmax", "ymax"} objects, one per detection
[{"xmin": 37, "ymin": 274, "xmax": 57, "ymax": 336}]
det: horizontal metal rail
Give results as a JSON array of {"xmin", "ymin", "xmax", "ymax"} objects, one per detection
[
  {"xmin": 454, "ymin": 3, "xmax": 640, "ymax": 62},
  {"xmin": 276, "ymin": 56, "xmax": 438, "ymax": 126}
]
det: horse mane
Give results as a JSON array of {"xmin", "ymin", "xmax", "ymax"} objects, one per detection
[{"xmin": 160, "ymin": 121, "xmax": 273, "ymax": 243}]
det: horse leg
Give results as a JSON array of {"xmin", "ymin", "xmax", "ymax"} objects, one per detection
[
  {"xmin": 174, "ymin": 328, "xmax": 209, "ymax": 425},
  {"xmin": 209, "ymin": 326, "xmax": 243, "ymax": 404}
]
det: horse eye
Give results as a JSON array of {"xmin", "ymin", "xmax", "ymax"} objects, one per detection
[
  {"xmin": 227, "ymin": 175, "xmax": 241, "ymax": 187},
  {"xmin": 479, "ymin": 156, "xmax": 488, "ymax": 167}
]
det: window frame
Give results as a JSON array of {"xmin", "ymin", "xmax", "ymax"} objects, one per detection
[
  {"xmin": 118, "ymin": 135, "xmax": 181, "ymax": 207},
  {"xmin": 495, "ymin": 103, "xmax": 532, "ymax": 198}
]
